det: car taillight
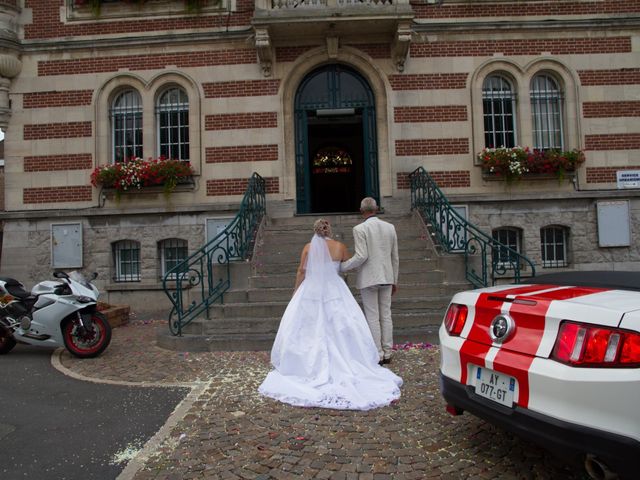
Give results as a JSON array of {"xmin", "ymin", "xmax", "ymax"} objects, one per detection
[
  {"xmin": 552, "ymin": 320, "xmax": 640, "ymax": 367},
  {"xmin": 444, "ymin": 303, "xmax": 468, "ymax": 336}
]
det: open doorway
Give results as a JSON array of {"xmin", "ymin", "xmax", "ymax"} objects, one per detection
[
  {"xmin": 307, "ymin": 110, "xmax": 364, "ymax": 213},
  {"xmin": 294, "ymin": 64, "xmax": 379, "ymax": 214}
]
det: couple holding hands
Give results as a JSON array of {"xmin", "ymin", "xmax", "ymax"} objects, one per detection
[{"xmin": 259, "ymin": 197, "xmax": 403, "ymax": 411}]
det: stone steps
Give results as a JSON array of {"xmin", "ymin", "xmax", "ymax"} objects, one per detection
[
  {"xmin": 205, "ymin": 297, "xmax": 449, "ymax": 320},
  {"xmin": 248, "ymin": 269, "xmax": 446, "ymax": 289},
  {"xmin": 158, "ymin": 212, "xmax": 471, "ymax": 351},
  {"xmin": 257, "ymin": 256, "xmax": 437, "ymax": 275},
  {"xmin": 157, "ymin": 325, "xmax": 441, "ymax": 352},
  {"xmin": 223, "ymin": 282, "xmax": 468, "ymax": 303}
]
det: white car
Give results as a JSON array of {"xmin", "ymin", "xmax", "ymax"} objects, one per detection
[{"xmin": 439, "ymin": 271, "xmax": 639, "ymax": 480}]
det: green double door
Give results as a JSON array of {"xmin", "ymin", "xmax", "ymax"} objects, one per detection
[{"xmin": 294, "ymin": 64, "xmax": 380, "ymax": 214}]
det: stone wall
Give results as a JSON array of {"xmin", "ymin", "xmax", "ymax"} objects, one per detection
[
  {"xmin": 467, "ymin": 195, "xmax": 640, "ymax": 273},
  {"xmin": 0, "ymin": 205, "xmax": 245, "ymax": 318}
]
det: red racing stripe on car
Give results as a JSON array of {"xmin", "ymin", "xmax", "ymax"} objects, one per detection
[
  {"xmin": 459, "ymin": 293, "xmax": 495, "ymax": 384},
  {"xmin": 466, "ymin": 285, "xmax": 555, "ymax": 345},
  {"xmin": 524, "ymin": 286, "xmax": 608, "ymax": 301},
  {"xmin": 458, "ymin": 285, "xmax": 552, "ymax": 384},
  {"xmin": 493, "ymin": 286, "xmax": 610, "ymax": 408}
]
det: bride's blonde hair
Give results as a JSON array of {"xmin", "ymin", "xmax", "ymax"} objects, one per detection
[{"xmin": 313, "ymin": 218, "xmax": 332, "ymax": 238}]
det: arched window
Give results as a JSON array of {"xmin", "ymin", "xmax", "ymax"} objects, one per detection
[
  {"xmin": 111, "ymin": 89, "xmax": 143, "ymax": 163},
  {"xmin": 113, "ymin": 240, "xmax": 141, "ymax": 282},
  {"xmin": 531, "ymin": 74, "xmax": 564, "ymax": 150},
  {"xmin": 540, "ymin": 226, "xmax": 569, "ymax": 268},
  {"xmin": 159, "ymin": 238, "xmax": 188, "ymax": 279},
  {"xmin": 492, "ymin": 227, "xmax": 523, "ymax": 267},
  {"xmin": 156, "ymin": 87, "xmax": 190, "ymax": 161},
  {"xmin": 482, "ymin": 75, "xmax": 517, "ymax": 148}
]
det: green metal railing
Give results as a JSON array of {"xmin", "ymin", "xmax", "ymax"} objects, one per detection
[
  {"xmin": 409, "ymin": 167, "xmax": 535, "ymax": 287},
  {"xmin": 163, "ymin": 172, "xmax": 266, "ymax": 335}
]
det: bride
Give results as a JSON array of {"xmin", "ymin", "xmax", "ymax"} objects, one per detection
[{"xmin": 258, "ymin": 218, "xmax": 402, "ymax": 410}]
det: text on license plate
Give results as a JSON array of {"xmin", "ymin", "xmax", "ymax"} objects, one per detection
[{"xmin": 475, "ymin": 367, "xmax": 515, "ymax": 407}]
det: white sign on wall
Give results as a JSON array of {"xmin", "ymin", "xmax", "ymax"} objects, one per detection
[
  {"xmin": 51, "ymin": 223, "xmax": 83, "ymax": 268},
  {"xmin": 616, "ymin": 170, "xmax": 640, "ymax": 189},
  {"xmin": 596, "ymin": 201, "xmax": 631, "ymax": 247}
]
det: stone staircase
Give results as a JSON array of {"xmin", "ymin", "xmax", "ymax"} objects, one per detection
[{"xmin": 158, "ymin": 212, "xmax": 472, "ymax": 351}]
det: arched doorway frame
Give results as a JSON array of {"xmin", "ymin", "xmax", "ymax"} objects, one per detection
[{"xmin": 279, "ymin": 47, "xmax": 392, "ymax": 208}]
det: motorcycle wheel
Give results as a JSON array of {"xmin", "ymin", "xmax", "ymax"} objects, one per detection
[
  {"xmin": 0, "ymin": 327, "xmax": 16, "ymax": 354},
  {"xmin": 62, "ymin": 312, "xmax": 112, "ymax": 358}
]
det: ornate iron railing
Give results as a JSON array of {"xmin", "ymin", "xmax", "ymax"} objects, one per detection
[
  {"xmin": 163, "ymin": 173, "xmax": 266, "ymax": 335},
  {"xmin": 409, "ymin": 167, "xmax": 536, "ymax": 287}
]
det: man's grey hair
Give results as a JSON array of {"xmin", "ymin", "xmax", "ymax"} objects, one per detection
[{"xmin": 360, "ymin": 197, "xmax": 378, "ymax": 213}]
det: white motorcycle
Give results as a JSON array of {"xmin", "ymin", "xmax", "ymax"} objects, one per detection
[{"xmin": 0, "ymin": 271, "xmax": 111, "ymax": 358}]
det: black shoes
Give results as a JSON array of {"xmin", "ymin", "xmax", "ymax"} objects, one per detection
[{"xmin": 378, "ymin": 358, "xmax": 392, "ymax": 366}]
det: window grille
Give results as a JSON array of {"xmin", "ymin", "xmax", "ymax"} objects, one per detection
[
  {"xmin": 483, "ymin": 75, "xmax": 517, "ymax": 148},
  {"xmin": 156, "ymin": 87, "xmax": 190, "ymax": 161},
  {"xmin": 113, "ymin": 240, "xmax": 141, "ymax": 282},
  {"xmin": 111, "ymin": 90, "xmax": 143, "ymax": 163},
  {"xmin": 540, "ymin": 226, "xmax": 568, "ymax": 268},
  {"xmin": 531, "ymin": 74, "xmax": 564, "ymax": 150},
  {"xmin": 160, "ymin": 238, "xmax": 188, "ymax": 279},
  {"xmin": 492, "ymin": 227, "xmax": 522, "ymax": 267}
]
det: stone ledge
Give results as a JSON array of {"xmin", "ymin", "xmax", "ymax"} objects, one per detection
[{"xmin": 97, "ymin": 303, "xmax": 130, "ymax": 328}]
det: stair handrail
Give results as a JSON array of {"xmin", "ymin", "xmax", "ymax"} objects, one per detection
[
  {"xmin": 162, "ymin": 172, "xmax": 266, "ymax": 336},
  {"xmin": 409, "ymin": 166, "xmax": 535, "ymax": 287}
]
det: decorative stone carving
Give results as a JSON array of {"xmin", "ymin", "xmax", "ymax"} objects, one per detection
[
  {"xmin": 0, "ymin": 53, "xmax": 20, "ymax": 130},
  {"xmin": 254, "ymin": 27, "xmax": 273, "ymax": 77},
  {"xmin": 392, "ymin": 21, "xmax": 412, "ymax": 72},
  {"xmin": 0, "ymin": 54, "xmax": 21, "ymax": 79},
  {"xmin": 326, "ymin": 36, "xmax": 339, "ymax": 59}
]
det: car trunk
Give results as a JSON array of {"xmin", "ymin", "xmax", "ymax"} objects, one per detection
[{"xmin": 464, "ymin": 284, "xmax": 640, "ymax": 359}]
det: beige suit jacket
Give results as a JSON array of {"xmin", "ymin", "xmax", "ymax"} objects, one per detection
[{"xmin": 341, "ymin": 216, "xmax": 399, "ymax": 290}]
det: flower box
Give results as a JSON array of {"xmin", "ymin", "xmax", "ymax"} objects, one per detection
[
  {"xmin": 91, "ymin": 157, "xmax": 195, "ymax": 198},
  {"xmin": 478, "ymin": 147, "xmax": 585, "ymax": 183},
  {"xmin": 72, "ymin": 0, "xmax": 211, "ymax": 13}
]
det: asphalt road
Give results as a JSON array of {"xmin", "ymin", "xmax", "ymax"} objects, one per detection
[{"xmin": 0, "ymin": 344, "xmax": 189, "ymax": 480}]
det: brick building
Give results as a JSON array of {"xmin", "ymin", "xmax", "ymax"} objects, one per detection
[{"xmin": 0, "ymin": 0, "xmax": 639, "ymax": 315}]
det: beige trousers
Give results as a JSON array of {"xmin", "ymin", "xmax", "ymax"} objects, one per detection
[{"xmin": 360, "ymin": 284, "xmax": 394, "ymax": 361}]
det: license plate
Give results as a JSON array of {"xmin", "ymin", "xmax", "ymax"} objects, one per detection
[{"xmin": 475, "ymin": 367, "xmax": 515, "ymax": 407}]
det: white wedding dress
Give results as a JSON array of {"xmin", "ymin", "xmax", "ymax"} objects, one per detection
[{"xmin": 258, "ymin": 234, "xmax": 402, "ymax": 411}]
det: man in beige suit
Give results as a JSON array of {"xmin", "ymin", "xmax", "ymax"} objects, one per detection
[{"xmin": 341, "ymin": 197, "xmax": 399, "ymax": 365}]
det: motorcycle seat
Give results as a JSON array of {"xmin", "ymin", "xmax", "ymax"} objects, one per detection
[{"xmin": 0, "ymin": 277, "xmax": 30, "ymax": 299}]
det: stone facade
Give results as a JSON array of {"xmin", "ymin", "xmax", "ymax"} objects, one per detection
[{"xmin": 1, "ymin": 1, "xmax": 640, "ymax": 315}]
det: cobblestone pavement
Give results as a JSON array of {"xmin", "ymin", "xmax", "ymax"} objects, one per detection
[{"xmin": 59, "ymin": 321, "xmax": 589, "ymax": 480}]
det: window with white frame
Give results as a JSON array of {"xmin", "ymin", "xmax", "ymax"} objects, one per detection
[
  {"xmin": 483, "ymin": 74, "xmax": 517, "ymax": 149},
  {"xmin": 540, "ymin": 226, "xmax": 568, "ymax": 268},
  {"xmin": 113, "ymin": 240, "xmax": 141, "ymax": 282},
  {"xmin": 156, "ymin": 87, "xmax": 190, "ymax": 161},
  {"xmin": 531, "ymin": 74, "xmax": 564, "ymax": 150},
  {"xmin": 111, "ymin": 89, "xmax": 143, "ymax": 163},
  {"xmin": 492, "ymin": 227, "xmax": 522, "ymax": 267},
  {"xmin": 159, "ymin": 238, "xmax": 188, "ymax": 279}
]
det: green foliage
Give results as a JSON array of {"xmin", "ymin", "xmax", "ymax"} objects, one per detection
[
  {"xmin": 478, "ymin": 147, "xmax": 586, "ymax": 183},
  {"xmin": 91, "ymin": 157, "xmax": 194, "ymax": 198}
]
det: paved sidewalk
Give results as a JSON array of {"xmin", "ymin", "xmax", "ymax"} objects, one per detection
[{"xmin": 58, "ymin": 321, "xmax": 588, "ymax": 480}]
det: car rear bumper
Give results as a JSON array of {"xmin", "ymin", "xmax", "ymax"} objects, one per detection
[{"xmin": 440, "ymin": 373, "xmax": 638, "ymax": 479}]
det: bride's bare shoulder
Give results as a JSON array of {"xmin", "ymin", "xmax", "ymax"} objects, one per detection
[
  {"xmin": 326, "ymin": 238, "xmax": 345, "ymax": 248},
  {"xmin": 324, "ymin": 238, "xmax": 345, "ymax": 260}
]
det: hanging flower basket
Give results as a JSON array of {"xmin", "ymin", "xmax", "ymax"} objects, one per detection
[
  {"xmin": 91, "ymin": 157, "xmax": 195, "ymax": 198},
  {"xmin": 479, "ymin": 147, "xmax": 585, "ymax": 183}
]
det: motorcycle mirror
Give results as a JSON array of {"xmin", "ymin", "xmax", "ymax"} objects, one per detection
[
  {"xmin": 91, "ymin": 272, "xmax": 98, "ymax": 280},
  {"xmin": 53, "ymin": 271, "xmax": 69, "ymax": 279}
]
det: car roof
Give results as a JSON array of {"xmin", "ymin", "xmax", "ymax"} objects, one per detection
[{"xmin": 528, "ymin": 271, "xmax": 640, "ymax": 292}]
